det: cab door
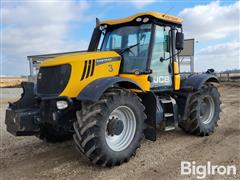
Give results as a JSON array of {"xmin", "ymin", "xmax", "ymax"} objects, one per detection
[{"xmin": 150, "ymin": 25, "xmax": 172, "ymax": 89}]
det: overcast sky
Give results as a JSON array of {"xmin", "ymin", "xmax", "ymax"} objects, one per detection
[{"xmin": 1, "ymin": 0, "xmax": 240, "ymax": 75}]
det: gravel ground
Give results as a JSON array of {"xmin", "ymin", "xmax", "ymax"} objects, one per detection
[{"xmin": 0, "ymin": 83, "xmax": 239, "ymax": 180}]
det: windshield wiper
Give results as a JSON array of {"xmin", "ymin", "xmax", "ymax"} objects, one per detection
[{"xmin": 120, "ymin": 43, "xmax": 140, "ymax": 54}]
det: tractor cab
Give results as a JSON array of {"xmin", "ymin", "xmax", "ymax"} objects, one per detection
[{"xmin": 90, "ymin": 12, "xmax": 184, "ymax": 91}]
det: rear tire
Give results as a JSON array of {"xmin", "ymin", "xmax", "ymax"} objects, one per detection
[
  {"xmin": 179, "ymin": 83, "xmax": 221, "ymax": 136},
  {"xmin": 73, "ymin": 88, "xmax": 146, "ymax": 167}
]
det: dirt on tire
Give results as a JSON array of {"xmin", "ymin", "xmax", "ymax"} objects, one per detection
[{"xmin": 0, "ymin": 83, "xmax": 239, "ymax": 180}]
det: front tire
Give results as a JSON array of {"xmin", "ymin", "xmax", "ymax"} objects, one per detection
[
  {"xmin": 179, "ymin": 83, "xmax": 221, "ymax": 136},
  {"xmin": 73, "ymin": 88, "xmax": 146, "ymax": 167}
]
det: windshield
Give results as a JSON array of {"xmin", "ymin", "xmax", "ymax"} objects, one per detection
[{"xmin": 101, "ymin": 24, "xmax": 152, "ymax": 73}]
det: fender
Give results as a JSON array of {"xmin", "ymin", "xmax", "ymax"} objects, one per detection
[
  {"xmin": 77, "ymin": 76, "xmax": 144, "ymax": 102},
  {"xmin": 181, "ymin": 73, "xmax": 219, "ymax": 90}
]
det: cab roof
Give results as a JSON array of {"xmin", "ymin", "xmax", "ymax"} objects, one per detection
[{"xmin": 100, "ymin": 12, "xmax": 183, "ymax": 26}]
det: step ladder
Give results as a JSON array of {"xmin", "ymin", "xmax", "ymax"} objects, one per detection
[{"xmin": 160, "ymin": 97, "xmax": 177, "ymax": 131}]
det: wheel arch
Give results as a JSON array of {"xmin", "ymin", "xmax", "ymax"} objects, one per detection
[
  {"xmin": 181, "ymin": 73, "xmax": 219, "ymax": 90},
  {"xmin": 76, "ymin": 76, "xmax": 144, "ymax": 102}
]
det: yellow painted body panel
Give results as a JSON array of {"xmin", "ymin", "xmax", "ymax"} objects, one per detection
[
  {"xmin": 40, "ymin": 51, "xmax": 119, "ymax": 67},
  {"xmin": 39, "ymin": 51, "xmax": 121, "ymax": 98},
  {"xmin": 101, "ymin": 12, "xmax": 183, "ymax": 26},
  {"xmin": 119, "ymin": 74, "xmax": 150, "ymax": 91},
  {"xmin": 174, "ymin": 75, "xmax": 181, "ymax": 90},
  {"xmin": 174, "ymin": 62, "xmax": 179, "ymax": 74},
  {"xmin": 173, "ymin": 62, "xmax": 181, "ymax": 90}
]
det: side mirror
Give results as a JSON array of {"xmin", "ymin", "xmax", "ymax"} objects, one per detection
[{"xmin": 176, "ymin": 32, "xmax": 184, "ymax": 50}]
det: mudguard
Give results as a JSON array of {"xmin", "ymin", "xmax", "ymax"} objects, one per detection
[
  {"xmin": 77, "ymin": 76, "xmax": 144, "ymax": 102},
  {"xmin": 181, "ymin": 73, "xmax": 219, "ymax": 90}
]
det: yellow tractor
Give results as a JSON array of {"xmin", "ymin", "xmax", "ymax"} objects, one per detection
[{"xmin": 6, "ymin": 12, "xmax": 221, "ymax": 167}]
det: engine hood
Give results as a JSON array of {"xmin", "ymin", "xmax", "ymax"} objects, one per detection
[
  {"xmin": 38, "ymin": 50, "xmax": 122, "ymax": 98},
  {"xmin": 40, "ymin": 51, "xmax": 120, "ymax": 67}
]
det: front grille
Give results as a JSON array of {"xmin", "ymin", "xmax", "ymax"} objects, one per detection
[{"xmin": 37, "ymin": 64, "xmax": 71, "ymax": 95}]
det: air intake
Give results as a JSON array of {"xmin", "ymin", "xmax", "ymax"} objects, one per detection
[{"xmin": 81, "ymin": 59, "xmax": 95, "ymax": 81}]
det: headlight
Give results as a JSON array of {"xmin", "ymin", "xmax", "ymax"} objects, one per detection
[{"xmin": 56, "ymin": 100, "xmax": 68, "ymax": 110}]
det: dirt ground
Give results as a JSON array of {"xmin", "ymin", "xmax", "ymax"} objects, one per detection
[{"xmin": 0, "ymin": 83, "xmax": 239, "ymax": 180}]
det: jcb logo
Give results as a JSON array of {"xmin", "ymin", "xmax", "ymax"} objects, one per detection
[{"xmin": 153, "ymin": 76, "xmax": 171, "ymax": 84}]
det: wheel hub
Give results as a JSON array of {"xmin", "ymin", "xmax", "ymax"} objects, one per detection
[
  {"xmin": 105, "ymin": 106, "xmax": 136, "ymax": 152},
  {"xmin": 107, "ymin": 118, "xmax": 124, "ymax": 136}
]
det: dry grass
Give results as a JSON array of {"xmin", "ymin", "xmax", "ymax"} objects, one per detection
[{"xmin": 0, "ymin": 77, "xmax": 27, "ymax": 88}]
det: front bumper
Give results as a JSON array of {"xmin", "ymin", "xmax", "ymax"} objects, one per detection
[{"xmin": 5, "ymin": 82, "xmax": 74, "ymax": 136}]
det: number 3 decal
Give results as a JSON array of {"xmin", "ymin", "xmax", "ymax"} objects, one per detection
[{"xmin": 108, "ymin": 64, "xmax": 113, "ymax": 72}]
